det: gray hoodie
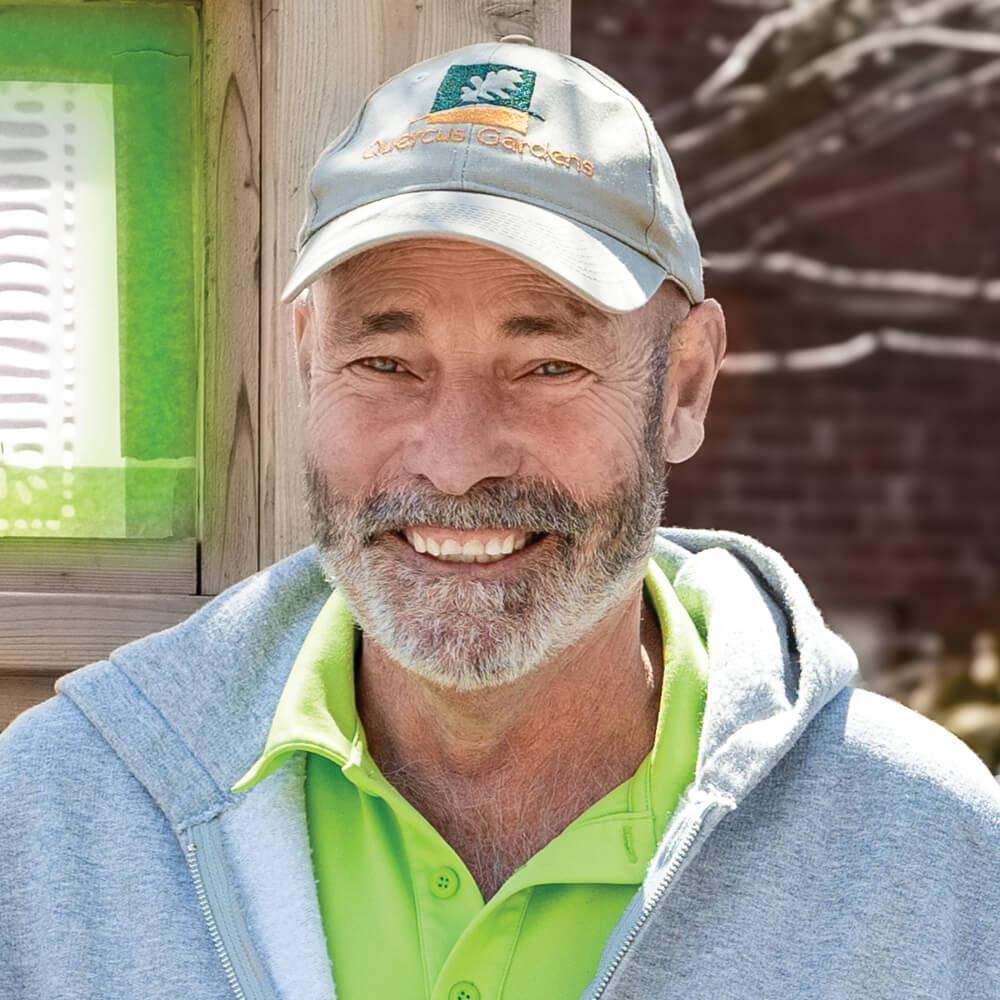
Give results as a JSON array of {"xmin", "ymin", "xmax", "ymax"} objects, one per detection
[{"xmin": 1, "ymin": 528, "xmax": 998, "ymax": 1000}]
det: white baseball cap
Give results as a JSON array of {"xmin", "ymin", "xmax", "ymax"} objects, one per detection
[{"xmin": 281, "ymin": 41, "xmax": 703, "ymax": 313}]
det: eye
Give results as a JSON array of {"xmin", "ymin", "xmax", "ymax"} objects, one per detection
[
  {"xmin": 357, "ymin": 357, "xmax": 404, "ymax": 374},
  {"xmin": 531, "ymin": 360, "xmax": 579, "ymax": 377}
]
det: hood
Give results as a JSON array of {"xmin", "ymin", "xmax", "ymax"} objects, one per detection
[{"xmin": 650, "ymin": 528, "xmax": 857, "ymax": 806}]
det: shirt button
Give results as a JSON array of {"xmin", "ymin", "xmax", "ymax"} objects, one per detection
[
  {"xmin": 448, "ymin": 982, "xmax": 480, "ymax": 1000},
  {"xmin": 430, "ymin": 866, "xmax": 460, "ymax": 899}
]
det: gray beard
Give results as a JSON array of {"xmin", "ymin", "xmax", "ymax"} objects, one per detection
[{"xmin": 302, "ymin": 369, "xmax": 670, "ymax": 691}]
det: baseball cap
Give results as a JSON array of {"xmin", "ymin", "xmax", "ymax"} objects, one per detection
[{"xmin": 280, "ymin": 41, "xmax": 703, "ymax": 313}]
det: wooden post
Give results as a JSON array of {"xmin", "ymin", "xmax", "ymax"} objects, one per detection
[
  {"xmin": 257, "ymin": 0, "xmax": 572, "ymax": 568},
  {"xmin": 200, "ymin": 0, "xmax": 263, "ymax": 593}
]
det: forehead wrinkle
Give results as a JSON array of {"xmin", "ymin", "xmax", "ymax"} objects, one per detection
[{"xmin": 317, "ymin": 243, "xmax": 632, "ymax": 352}]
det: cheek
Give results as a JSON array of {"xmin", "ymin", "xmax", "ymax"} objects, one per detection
[
  {"xmin": 513, "ymin": 388, "xmax": 648, "ymax": 490},
  {"xmin": 304, "ymin": 380, "xmax": 409, "ymax": 492}
]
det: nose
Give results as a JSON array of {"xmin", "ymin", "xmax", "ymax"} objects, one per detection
[{"xmin": 401, "ymin": 376, "xmax": 520, "ymax": 495}]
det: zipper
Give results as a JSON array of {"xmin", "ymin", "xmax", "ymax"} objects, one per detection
[
  {"xmin": 587, "ymin": 803, "xmax": 720, "ymax": 999},
  {"xmin": 181, "ymin": 821, "xmax": 277, "ymax": 1000},
  {"xmin": 184, "ymin": 840, "xmax": 247, "ymax": 1000}
]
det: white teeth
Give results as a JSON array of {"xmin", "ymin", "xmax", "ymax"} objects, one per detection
[{"xmin": 402, "ymin": 528, "xmax": 537, "ymax": 563}]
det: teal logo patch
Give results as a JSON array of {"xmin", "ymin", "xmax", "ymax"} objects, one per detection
[
  {"xmin": 431, "ymin": 63, "xmax": 538, "ymax": 114},
  {"xmin": 423, "ymin": 63, "xmax": 543, "ymax": 134}
]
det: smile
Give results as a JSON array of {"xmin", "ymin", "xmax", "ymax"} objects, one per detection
[{"xmin": 401, "ymin": 526, "xmax": 542, "ymax": 563}]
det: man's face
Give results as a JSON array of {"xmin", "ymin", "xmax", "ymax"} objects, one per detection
[{"xmin": 294, "ymin": 238, "xmax": 710, "ymax": 691}]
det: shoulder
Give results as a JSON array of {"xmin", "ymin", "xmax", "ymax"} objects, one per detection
[
  {"xmin": 1, "ymin": 545, "xmax": 334, "ymax": 829},
  {"xmin": 2, "ymin": 690, "xmax": 98, "ymax": 768},
  {"xmin": 0, "ymin": 690, "xmax": 175, "ymax": 898},
  {"xmin": 0, "ymin": 683, "xmax": 196, "ymax": 881},
  {"xmin": 798, "ymin": 686, "xmax": 1000, "ymax": 833},
  {"xmin": 0, "ymin": 692, "xmax": 135, "ymax": 816}
]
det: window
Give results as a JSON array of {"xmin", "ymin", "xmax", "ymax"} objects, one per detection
[
  {"xmin": 0, "ymin": 3, "xmax": 204, "ymax": 715},
  {"xmin": 0, "ymin": 5, "xmax": 198, "ymax": 540}
]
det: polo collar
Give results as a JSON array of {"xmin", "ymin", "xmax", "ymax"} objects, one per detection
[{"xmin": 231, "ymin": 586, "xmax": 360, "ymax": 792}]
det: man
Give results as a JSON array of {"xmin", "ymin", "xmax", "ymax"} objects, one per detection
[{"xmin": 1, "ymin": 40, "xmax": 997, "ymax": 1000}]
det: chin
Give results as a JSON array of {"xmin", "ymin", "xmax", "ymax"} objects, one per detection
[{"xmin": 384, "ymin": 633, "xmax": 562, "ymax": 692}]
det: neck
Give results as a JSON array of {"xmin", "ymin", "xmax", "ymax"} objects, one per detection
[{"xmin": 355, "ymin": 583, "xmax": 664, "ymax": 897}]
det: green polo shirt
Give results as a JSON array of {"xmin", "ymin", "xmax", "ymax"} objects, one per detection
[{"xmin": 232, "ymin": 557, "xmax": 708, "ymax": 1000}]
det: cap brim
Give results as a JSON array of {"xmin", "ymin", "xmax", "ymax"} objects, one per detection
[{"xmin": 280, "ymin": 189, "xmax": 685, "ymax": 313}]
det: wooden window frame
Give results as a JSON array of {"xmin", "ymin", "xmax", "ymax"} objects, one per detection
[{"xmin": 0, "ymin": 0, "xmax": 206, "ymax": 700}]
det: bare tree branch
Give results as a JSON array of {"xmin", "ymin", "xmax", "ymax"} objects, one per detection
[
  {"xmin": 712, "ymin": 0, "xmax": 788, "ymax": 10},
  {"xmin": 671, "ymin": 0, "xmax": 1000, "ymax": 365},
  {"xmin": 689, "ymin": 56, "xmax": 1000, "ymax": 225},
  {"xmin": 787, "ymin": 26, "xmax": 1000, "ymax": 89},
  {"xmin": 748, "ymin": 157, "xmax": 963, "ymax": 249},
  {"xmin": 898, "ymin": 0, "xmax": 1000, "ymax": 27},
  {"xmin": 674, "ymin": 49, "xmax": 953, "ymax": 163},
  {"xmin": 707, "ymin": 250, "xmax": 1000, "ymax": 301},
  {"xmin": 665, "ymin": 0, "xmax": 1000, "ymax": 144},
  {"xmin": 695, "ymin": 0, "xmax": 837, "ymax": 105},
  {"xmin": 722, "ymin": 328, "xmax": 1000, "ymax": 374}
]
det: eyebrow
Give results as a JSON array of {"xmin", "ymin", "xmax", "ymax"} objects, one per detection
[
  {"xmin": 501, "ymin": 315, "xmax": 597, "ymax": 341},
  {"xmin": 334, "ymin": 306, "xmax": 608, "ymax": 349},
  {"xmin": 329, "ymin": 310, "xmax": 419, "ymax": 349}
]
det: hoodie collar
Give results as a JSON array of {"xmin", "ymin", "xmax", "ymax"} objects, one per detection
[{"xmin": 649, "ymin": 528, "xmax": 858, "ymax": 805}]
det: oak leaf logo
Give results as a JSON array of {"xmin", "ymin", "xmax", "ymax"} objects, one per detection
[{"xmin": 460, "ymin": 68, "xmax": 524, "ymax": 103}]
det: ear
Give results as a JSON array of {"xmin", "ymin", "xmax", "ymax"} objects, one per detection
[
  {"xmin": 292, "ymin": 288, "xmax": 315, "ymax": 396},
  {"xmin": 662, "ymin": 298, "xmax": 727, "ymax": 464}
]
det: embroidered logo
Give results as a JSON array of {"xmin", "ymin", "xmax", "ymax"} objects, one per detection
[
  {"xmin": 362, "ymin": 62, "xmax": 595, "ymax": 177},
  {"xmin": 421, "ymin": 62, "xmax": 542, "ymax": 135}
]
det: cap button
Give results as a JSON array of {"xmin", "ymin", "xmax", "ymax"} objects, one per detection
[{"xmin": 498, "ymin": 33, "xmax": 534, "ymax": 45}]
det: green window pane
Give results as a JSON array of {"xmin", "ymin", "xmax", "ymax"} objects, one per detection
[{"xmin": 0, "ymin": 4, "xmax": 198, "ymax": 539}]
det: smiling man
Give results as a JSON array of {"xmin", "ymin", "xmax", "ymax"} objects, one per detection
[
  {"xmin": 289, "ymin": 239, "xmax": 717, "ymax": 924},
  {"xmin": 2, "ymin": 40, "xmax": 999, "ymax": 1000}
]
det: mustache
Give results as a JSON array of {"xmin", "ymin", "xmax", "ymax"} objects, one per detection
[{"xmin": 348, "ymin": 478, "xmax": 597, "ymax": 543}]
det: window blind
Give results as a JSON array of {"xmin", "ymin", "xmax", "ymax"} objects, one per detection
[{"xmin": 0, "ymin": 80, "xmax": 120, "ymax": 536}]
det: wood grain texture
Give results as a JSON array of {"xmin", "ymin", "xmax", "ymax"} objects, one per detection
[
  {"xmin": 258, "ymin": 0, "xmax": 571, "ymax": 568},
  {"xmin": 200, "ymin": 0, "xmax": 263, "ymax": 594},
  {"xmin": 0, "ymin": 538, "xmax": 196, "ymax": 593},
  {"xmin": 0, "ymin": 592, "xmax": 209, "ymax": 675},
  {"xmin": 0, "ymin": 675, "xmax": 59, "ymax": 732}
]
